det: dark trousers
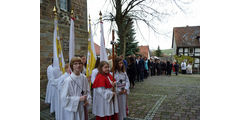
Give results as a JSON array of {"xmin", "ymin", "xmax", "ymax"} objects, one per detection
[
  {"xmin": 157, "ymin": 69, "xmax": 161, "ymax": 76},
  {"xmin": 182, "ymin": 70, "xmax": 186, "ymax": 74},
  {"xmin": 151, "ymin": 68, "xmax": 155, "ymax": 76},
  {"xmin": 140, "ymin": 70, "xmax": 144, "ymax": 81},
  {"xmin": 129, "ymin": 77, "xmax": 135, "ymax": 87},
  {"xmin": 175, "ymin": 71, "xmax": 178, "ymax": 75},
  {"xmin": 144, "ymin": 70, "xmax": 148, "ymax": 78},
  {"xmin": 136, "ymin": 71, "xmax": 140, "ymax": 82},
  {"xmin": 167, "ymin": 70, "xmax": 172, "ymax": 76}
]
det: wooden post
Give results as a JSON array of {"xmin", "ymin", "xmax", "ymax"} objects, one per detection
[{"xmin": 112, "ymin": 30, "xmax": 115, "ymax": 79}]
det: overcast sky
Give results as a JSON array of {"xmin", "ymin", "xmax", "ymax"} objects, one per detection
[{"xmin": 87, "ymin": 0, "xmax": 200, "ymax": 50}]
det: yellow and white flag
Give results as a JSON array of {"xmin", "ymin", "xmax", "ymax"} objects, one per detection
[
  {"xmin": 53, "ymin": 17, "xmax": 65, "ymax": 74},
  {"xmin": 86, "ymin": 18, "xmax": 96, "ymax": 77}
]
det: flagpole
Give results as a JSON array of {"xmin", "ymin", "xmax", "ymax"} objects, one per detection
[
  {"xmin": 87, "ymin": 15, "xmax": 91, "ymax": 77},
  {"xmin": 112, "ymin": 30, "xmax": 115, "ymax": 81}
]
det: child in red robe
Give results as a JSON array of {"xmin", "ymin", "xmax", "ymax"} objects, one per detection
[{"xmin": 92, "ymin": 61, "xmax": 119, "ymax": 120}]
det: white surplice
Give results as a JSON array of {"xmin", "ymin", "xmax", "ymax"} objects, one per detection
[
  {"xmin": 51, "ymin": 70, "xmax": 70, "ymax": 120},
  {"xmin": 92, "ymin": 87, "xmax": 119, "ymax": 117},
  {"xmin": 60, "ymin": 73, "xmax": 91, "ymax": 120},
  {"xmin": 51, "ymin": 68, "xmax": 62, "ymax": 119},
  {"xmin": 91, "ymin": 68, "xmax": 98, "ymax": 84},
  {"xmin": 114, "ymin": 71, "xmax": 130, "ymax": 120},
  {"xmin": 45, "ymin": 65, "xmax": 53, "ymax": 104},
  {"xmin": 92, "ymin": 73, "xmax": 119, "ymax": 117},
  {"xmin": 45, "ymin": 65, "xmax": 57, "ymax": 113}
]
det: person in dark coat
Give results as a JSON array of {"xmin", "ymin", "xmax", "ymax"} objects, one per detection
[
  {"xmin": 170, "ymin": 62, "xmax": 173, "ymax": 76},
  {"xmin": 127, "ymin": 57, "xmax": 136, "ymax": 88},
  {"xmin": 161, "ymin": 61, "xmax": 166, "ymax": 75},
  {"xmin": 136, "ymin": 55, "xmax": 144, "ymax": 82},
  {"xmin": 166, "ymin": 61, "xmax": 172, "ymax": 76},
  {"xmin": 156, "ymin": 59, "xmax": 161, "ymax": 76},
  {"xmin": 174, "ymin": 62, "xmax": 179, "ymax": 76},
  {"xmin": 153, "ymin": 59, "xmax": 156, "ymax": 76},
  {"xmin": 150, "ymin": 58, "xmax": 155, "ymax": 76},
  {"xmin": 166, "ymin": 61, "xmax": 170, "ymax": 75},
  {"xmin": 135, "ymin": 56, "xmax": 141, "ymax": 82},
  {"xmin": 139, "ymin": 56, "xmax": 145, "ymax": 82}
]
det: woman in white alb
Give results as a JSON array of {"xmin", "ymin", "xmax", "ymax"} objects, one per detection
[
  {"xmin": 114, "ymin": 57, "xmax": 130, "ymax": 120},
  {"xmin": 60, "ymin": 57, "xmax": 91, "ymax": 120}
]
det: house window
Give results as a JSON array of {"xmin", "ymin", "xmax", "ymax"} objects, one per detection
[
  {"xmin": 184, "ymin": 48, "xmax": 188, "ymax": 53},
  {"xmin": 195, "ymin": 58, "xmax": 200, "ymax": 63},
  {"xmin": 195, "ymin": 53, "xmax": 200, "ymax": 56},
  {"xmin": 194, "ymin": 64, "xmax": 199, "ymax": 68},
  {"xmin": 179, "ymin": 48, "xmax": 183, "ymax": 52},
  {"xmin": 195, "ymin": 48, "xmax": 200, "ymax": 52},
  {"xmin": 60, "ymin": 0, "xmax": 69, "ymax": 11}
]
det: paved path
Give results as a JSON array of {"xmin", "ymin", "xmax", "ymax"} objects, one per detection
[{"xmin": 126, "ymin": 74, "xmax": 200, "ymax": 120}]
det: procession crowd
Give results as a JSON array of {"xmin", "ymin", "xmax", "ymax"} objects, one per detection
[{"xmin": 44, "ymin": 54, "xmax": 193, "ymax": 120}]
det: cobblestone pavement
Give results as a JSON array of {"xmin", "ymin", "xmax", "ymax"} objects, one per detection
[
  {"xmin": 41, "ymin": 74, "xmax": 200, "ymax": 120},
  {"xmin": 126, "ymin": 74, "xmax": 200, "ymax": 120}
]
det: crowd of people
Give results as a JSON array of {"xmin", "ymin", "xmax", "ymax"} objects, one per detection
[{"xmin": 44, "ymin": 54, "xmax": 193, "ymax": 120}]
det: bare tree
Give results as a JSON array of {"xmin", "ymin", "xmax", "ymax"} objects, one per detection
[{"xmin": 102, "ymin": 0, "xmax": 193, "ymax": 58}]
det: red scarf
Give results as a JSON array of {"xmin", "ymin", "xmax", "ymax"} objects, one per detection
[{"xmin": 92, "ymin": 73, "xmax": 115, "ymax": 89}]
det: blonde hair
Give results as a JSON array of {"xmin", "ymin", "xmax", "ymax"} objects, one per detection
[{"xmin": 70, "ymin": 57, "xmax": 82, "ymax": 70}]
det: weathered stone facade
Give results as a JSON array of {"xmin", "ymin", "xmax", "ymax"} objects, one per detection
[{"xmin": 40, "ymin": 0, "xmax": 88, "ymax": 92}]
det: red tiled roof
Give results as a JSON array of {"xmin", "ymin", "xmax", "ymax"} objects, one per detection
[
  {"xmin": 172, "ymin": 26, "xmax": 200, "ymax": 47},
  {"xmin": 94, "ymin": 43, "xmax": 111, "ymax": 56},
  {"xmin": 137, "ymin": 45, "xmax": 149, "ymax": 58},
  {"xmin": 94, "ymin": 43, "xmax": 100, "ymax": 56}
]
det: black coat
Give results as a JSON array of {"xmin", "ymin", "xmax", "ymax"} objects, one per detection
[
  {"xmin": 136, "ymin": 60, "xmax": 141, "ymax": 72},
  {"xmin": 167, "ymin": 62, "xmax": 172, "ymax": 71},
  {"xmin": 161, "ymin": 62, "xmax": 166, "ymax": 71},
  {"xmin": 136, "ymin": 59, "xmax": 145, "ymax": 72},
  {"xmin": 127, "ymin": 63, "xmax": 136, "ymax": 80},
  {"xmin": 156, "ymin": 63, "xmax": 161, "ymax": 70},
  {"xmin": 150, "ymin": 61, "xmax": 155, "ymax": 70},
  {"xmin": 174, "ymin": 64, "xmax": 179, "ymax": 71}
]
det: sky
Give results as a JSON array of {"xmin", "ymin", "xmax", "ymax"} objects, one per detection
[{"xmin": 87, "ymin": 0, "xmax": 200, "ymax": 50}]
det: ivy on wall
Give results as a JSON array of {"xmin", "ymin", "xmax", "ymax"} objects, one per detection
[{"xmin": 174, "ymin": 55, "xmax": 195, "ymax": 64}]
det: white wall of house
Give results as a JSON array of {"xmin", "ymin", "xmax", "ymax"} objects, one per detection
[{"xmin": 172, "ymin": 37, "xmax": 177, "ymax": 55}]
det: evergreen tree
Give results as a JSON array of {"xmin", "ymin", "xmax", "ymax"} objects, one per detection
[
  {"xmin": 155, "ymin": 45, "xmax": 161, "ymax": 57},
  {"xmin": 116, "ymin": 16, "xmax": 139, "ymax": 57}
]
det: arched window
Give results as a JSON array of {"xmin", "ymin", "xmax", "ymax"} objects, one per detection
[{"xmin": 60, "ymin": 0, "xmax": 70, "ymax": 11}]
